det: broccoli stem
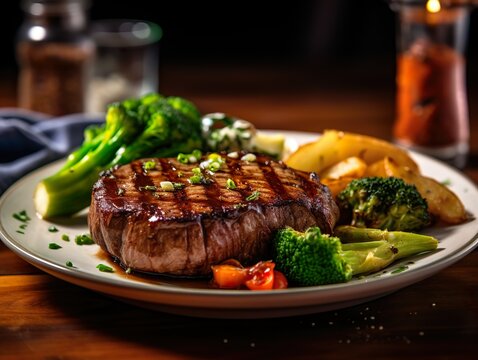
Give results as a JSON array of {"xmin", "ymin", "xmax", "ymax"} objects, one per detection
[
  {"xmin": 34, "ymin": 104, "xmax": 143, "ymax": 218},
  {"xmin": 335, "ymin": 225, "xmax": 438, "ymax": 275}
]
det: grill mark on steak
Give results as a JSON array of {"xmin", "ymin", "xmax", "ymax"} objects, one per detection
[
  {"xmin": 259, "ymin": 160, "xmax": 291, "ymax": 203},
  {"xmin": 157, "ymin": 158, "xmax": 193, "ymax": 219},
  {"xmin": 89, "ymin": 153, "xmax": 340, "ymax": 276}
]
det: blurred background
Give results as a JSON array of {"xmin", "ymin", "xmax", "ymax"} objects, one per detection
[{"xmin": 1, "ymin": 0, "xmax": 477, "ymax": 138}]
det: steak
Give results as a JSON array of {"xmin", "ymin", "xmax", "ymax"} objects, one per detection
[{"xmin": 89, "ymin": 153, "xmax": 340, "ymax": 276}]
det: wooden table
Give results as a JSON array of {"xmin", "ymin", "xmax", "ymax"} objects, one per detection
[{"xmin": 1, "ymin": 65, "xmax": 477, "ymax": 359}]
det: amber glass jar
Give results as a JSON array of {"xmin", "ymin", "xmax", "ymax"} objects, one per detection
[
  {"xmin": 16, "ymin": 0, "xmax": 95, "ymax": 116},
  {"xmin": 389, "ymin": 0, "xmax": 472, "ymax": 168}
]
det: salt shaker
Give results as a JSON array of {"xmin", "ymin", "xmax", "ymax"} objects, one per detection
[
  {"xmin": 389, "ymin": 0, "xmax": 472, "ymax": 168},
  {"xmin": 16, "ymin": 0, "xmax": 95, "ymax": 116}
]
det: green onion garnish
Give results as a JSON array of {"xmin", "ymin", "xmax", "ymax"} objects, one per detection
[
  {"xmin": 241, "ymin": 153, "xmax": 257, "ymax": 162},
  {"xmin": 75, "ymin": 234, "xmax": 94, "ymax": 245},
  {"xmin": 208, "ymin": 161, "xmax": 221, "ymax": 172},
  {"xmin": 246, "ymin": 190, "xmax": 260, "ymax": 201},
  {"xmin": 66, "ymin": 261, "xmax": 75, "ymax": 268},
  {"xmin": 61, "ymin": 234, "xmax": 70, "ymax": 242},
  {"xmin": 226, "ymin": 178, "xmax": 237, "ymax": 190},
  {"xmin": 143, "ymin": 160, "xmax": 156, "ymax": 171},
  {"xmin": 189, "ymin": 175, "xmax": 203, "ymax": 184},
  {"xmin": 192, "ymin": 149, "xmax": 202, "ymax": 159},
  {"xmin": 48, "ymin": 226, "xmax": 59, "ymax": 233},
  {"xmin": 96, "ymin": 264, "xmax": 114, "ymax": 273},
  {"xmin": 48, "ymin": 243, "xmax": 62, "ymax": 250},
  {"xmin": 177, "ymin": 153, "xmax": 189, "ymax": 164},
  {"xmin": 139, "ymin": 185, "xmax": 157, "ymax": 192},
  {"xmin": 13, "ymin": 210, "xmax": 31, "ymax": 223}
]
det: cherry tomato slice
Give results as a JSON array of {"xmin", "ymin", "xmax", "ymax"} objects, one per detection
[
  {"xmin": 211, "ymin": 264, "xmax": 247, "ymax": 289},
  {"xmin": 244, "ymin": 261, "xmax": 275, "ymax": 291},
  {"xmin": 273, "ymin": 270, "xmax": 288, "ymax": 289}
]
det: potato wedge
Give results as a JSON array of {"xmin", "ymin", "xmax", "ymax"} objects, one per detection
[
  {"xmin": 320, "ymin": 156, "xmax": 367, "ymax": 180},
  {"xmin": 321, "ymin": 176, "xmax": 356, "ymax": 198},
  {"xmin": 285, "ymin": 130, "xmax": 419, "ymax": 173},
  {"xmin": 383, "ymin": 157, "xmax": 467, "ymax": 224},
  {"xmin": 364, "ymin": 158, "xmax": 388, "ymax": 177}
]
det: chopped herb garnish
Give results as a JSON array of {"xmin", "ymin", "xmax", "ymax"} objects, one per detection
[
  {"xmin": 16, "ymin": 230, "xmax": 25, "ymax": 234},
  {"xmin": 192, "ymin": 167, "xmax": 202, "ymax": 175},
  {"xmin": 117, "ymin": 187, "xmax": 125, "ymax": 196},
  {"xmin": 246, "ymin": 190, "xmax": 260, "ymax": 201},
  {"xmin": 48, "ymin": 226, "xmax": 59, "ymax": 233},
  {"xmin": 391, "ymin": 265, "xmax": 409, "ymax": 274},
  {"xmin": 192, "ymin": 149, "xmax": 202, "ymax": 159},
  {"xmin": 139, "ymin": 185, "xmax": 157, "ymax": 192},
  {"xmin": 48, "ymin": 243, "xmax": 62, "ymax": 250},
  {"xmin": 189, "ymin": 174, "xmax": 203, "ymax": 184},
  {"xmin": 96, "ymin": 264, "xmax": 114, "ymax": 273},
  {"xmin": 142, "ymin": 160, "xmax": 156, "ymax": 171},
  {"xmin": 177, "ymin": 153, "xmax": 189, "ymax": 164},
  {"xmin": 441, "ymin": 179, "xmax": 452, "ymax": 186},
  {"xmin": 19, "ymin": 224, "xmax": 27, "ymax": 229},
  {"xmin": 61, "ymin": 234, "xmax": 70, "ymax": 242},
  {"xmin": 241, "ymin": 153, "xmax": 257, "ymax": 162},
  {"xmin": 226, "ymin": 178, "xmax": 237, "ymax": 190},
  {"xmin": 66, "ymin": 261, "xmax": 75, "ymax": 268},
  {"xmin": 208, "ymin": 153, "xmax": 222, "ymax": 161},
  {"xmin": 208, "ymin": 161, "xmax": 221, "ymax": 172},
  {"xmin": 75, "ymin": 234, "xmax": 94, "ymax": 245},
  {"xmin": 159, "ymin": 181, "xmax": 185, "ymax": 191},
  {"xmin": 177, "ymin": 150, "xmax": 202, "ymax": 164},
  {"xmin": 13, "ymin": 210, "xmax": 31, "ymax": 223}
]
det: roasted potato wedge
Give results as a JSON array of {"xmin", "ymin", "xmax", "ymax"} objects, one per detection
[
  {"xmin": 364, "ymin": 158, "xmax": 388, "ymax": 177},
  {"xmin": 321, "ymin": 176, "xmax": 357, "ymax": 198},
  {"xmin": 285, "ymin": 130, "xmax": 419, "ymax": 173},
  {"xmin": 320, "ymin": 156, "xmax": 367, "ymax": 180},
  {"xmin": 383, "ymin": 157, "xmax": 467, "ymax": 224}
]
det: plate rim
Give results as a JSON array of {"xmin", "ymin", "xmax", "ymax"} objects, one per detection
[{"xmin": 1, "ymin": 129, "xmax": 478, "ymax": 313}]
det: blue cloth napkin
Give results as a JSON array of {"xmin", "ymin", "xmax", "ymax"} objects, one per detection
[{"xmin": 0, "ymin": 108, "xmax": 104, "ymax": 195}]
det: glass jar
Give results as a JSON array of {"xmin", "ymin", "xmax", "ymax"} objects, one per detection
[
  {"xmin": 389, "ymin": 0, "xmax": 472, "ymax": 168},
  {"xmin": 16, "ymin": 0, "xmax": 95, "ymax": 116}
]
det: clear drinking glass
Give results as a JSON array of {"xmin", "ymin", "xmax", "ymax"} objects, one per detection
[
  {"xmin": 87, "ymin": 19, "xmax": 162, "ymax": 113},
  {"xmin": 389, "ymin": 0, "xmax": 472, "ymax": 168}
]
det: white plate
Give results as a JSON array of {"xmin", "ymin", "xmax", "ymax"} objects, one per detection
[{"xmin": 1, "ymin": 131, "xmax": 478, "ymax": 319}]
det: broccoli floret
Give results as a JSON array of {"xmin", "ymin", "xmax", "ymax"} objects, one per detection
[
  {"xmin": 272, "ymin": 226, "xmax": 438, "ymax": 286},
  {"xmin": 34, "ymin": 93, "xmax": 203, "ymax": 218},
  {"xmin": 337, "ymin": 177, "xmax": 430, "ymax": 232}
]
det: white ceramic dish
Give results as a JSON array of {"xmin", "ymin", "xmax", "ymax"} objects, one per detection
[{"xmin": 1, "ymin": 131, "xmax": 477, "ymax": 319}]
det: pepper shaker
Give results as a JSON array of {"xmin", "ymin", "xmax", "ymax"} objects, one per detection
[{"xmin": 16, "ymin": 0, "xmax": 95, "ymax": 116}]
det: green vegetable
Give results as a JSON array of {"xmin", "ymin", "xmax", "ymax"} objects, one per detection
[
  {"xmin": 96, "ymin": 264, "xmax": 114, "ymax": 273},
  {"xmin": 75, "ymin": 234, "xmax": 94, "ymax": 245},
  {"xmin": 48, "ymin": 243, "xmax": 62, "ymax": 250},
  {"xmin": 272, "ymin": 226, "xmax": 438, "ymax": 286},
  {"xmin": 48, "ymin": 226, "xmax": 58, "ymax": 233},
  {"xmin": 337, "ymin": 177, "xmax": 431, "ymax": 232},
  {"xmin": 34, "ymin": 93, "xmax": 203, "ymax": 218},
  {"xmin": 226, "ymin": 178, "xmax": 237, "ymax": 190},
  {"xmin": 246, "ymin": 190, "xmax": 260, "ymax": 201},
  {"xmin": 13, "ymin": 210, "xmax": 31, "ymax": 223},
  {"xmin": 66, "ymin": 261, "xmax": 75, "ymax": 268},
  {"xmin": 61, "ymin": 234, "xmax": 70, "ymax": 242}
]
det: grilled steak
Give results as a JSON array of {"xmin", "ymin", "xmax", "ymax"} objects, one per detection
[{"xmin": 89, "ymin": 153, "xmax": 340, "ymax": 276}]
